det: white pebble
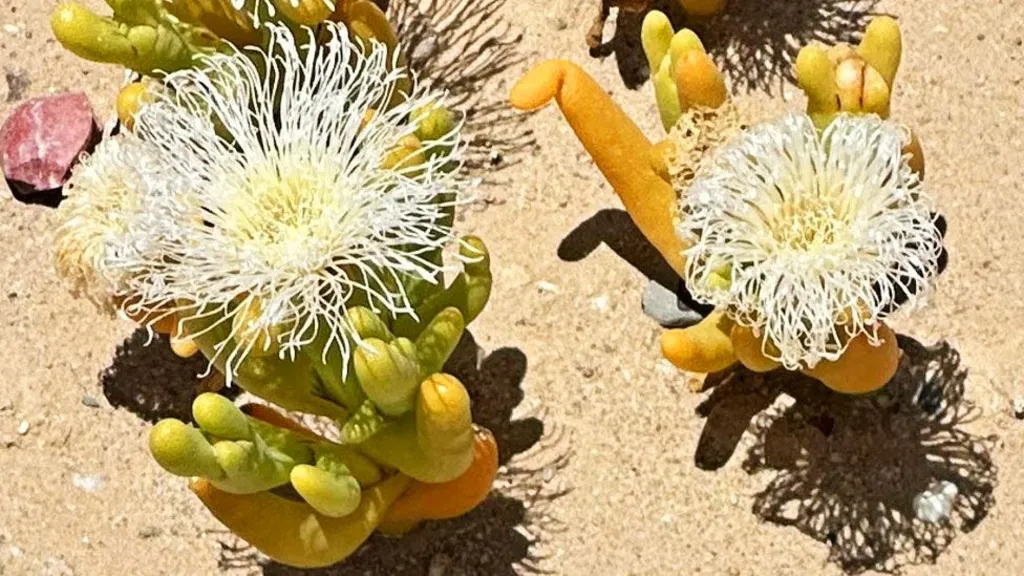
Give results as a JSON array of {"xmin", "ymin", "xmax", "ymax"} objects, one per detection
[
  {"xmin": 72, "ymin": 473, "xmax": 106, "ymax": 493},
  {"xmin": 535, "ymin": 281, "xmax": 559, "ymax": 294},
  {"xmin": 655, "ymin": 360, "xmax": 678, "ymax": 377},
  {"xmin": 913, "ymin": 480, "xmax": 958, "ymax": 523},
  {"xmin": 590, "ymin": 295, "xmax": 610, "ymax": 312},
  {"xmin": 9, "ymin": 545, "xmax": 23, "ymax": 557},
  {"xmin": 2, "ymin": 25, "xmax": 20, "ymax": 35},
  {"xmin": 16, "ymin": 421, "xmax": 29, "ymax": 435}
]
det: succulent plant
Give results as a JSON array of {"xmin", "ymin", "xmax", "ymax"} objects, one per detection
[
  {"xmin": 51, "ymin": 0, "xmax": 396, "ymax": 76},
  {"xmin": 512, "ymin": 14, "xmax": 945, "ymax": 395},
  {"xmin": 52, "ymin": 4, "xmax": 498, "ymax": 568}
]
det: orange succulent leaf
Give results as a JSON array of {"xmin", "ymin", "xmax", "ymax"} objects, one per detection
[
  {"xmin": 378, "ymin": 425, "xmax": 499, "ymax": 536},
  {"xmin": 510, "ymin": 60, "xmax": 687, "ymax": 278}
]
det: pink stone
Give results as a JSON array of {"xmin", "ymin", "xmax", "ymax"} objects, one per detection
[{"xmin": 1, "ymin": 92, "xmax": 98, "ymax": 202}]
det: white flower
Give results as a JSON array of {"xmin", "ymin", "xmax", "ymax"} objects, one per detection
[
  {"xmin": 54, "ymin": 136, "xmax": 177, "ymax": 314},
  {"xmin": 678, "ymin": 113, "xmax": 943, "ymax": 370},
  {"xmin": 107, "ymin": 23, "xmax": 465, "ymax": 378}
]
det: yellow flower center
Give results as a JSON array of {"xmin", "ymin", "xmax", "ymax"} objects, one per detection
[
  {"xmin": 769, "ymin": 196, "xmax": 848, "ymax": 251},
  {"xmin": 225, "ymin": 155, "xmax": 343, "ymax": 272}
]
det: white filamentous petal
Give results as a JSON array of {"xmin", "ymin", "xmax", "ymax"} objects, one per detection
[
  {"xmin": 54, "ymin": 136, "xmax": 180, "ymax": 314},
  {"xmin": 104, "ymin": 23, "xmax": 466, "ymax": 381},
  {"xmin": 678, "ymin": 114, "xmax": 943, "ymax": 370}
]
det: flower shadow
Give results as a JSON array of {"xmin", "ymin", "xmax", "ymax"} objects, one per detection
[
  {"xmin": 241, "ymin": 332, "xmax": 570, "ymax": 575},
  {"xmin": 694, "ymin": 336, "xmax": 998, "ymax": 574},
  {"xmin": 701, "ymin": 0, "xmax": 882, "ymax": 94},
  {"xmin": 389, "ymin": 0, "xmax": 535, "ymax": 172},
  {"xmin": 100, "ymin": 328, "xmax": 235, "ymax": 423}
]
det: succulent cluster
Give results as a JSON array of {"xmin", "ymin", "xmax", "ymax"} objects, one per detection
[
  {"xmin": 51, "ymin": 0, "xmax": 498, "ymax": 568},
  {"xmin": 512, "ymin": 13, "xmax": 945, "ymax": 395},
  {"xmin": 43, "ymin": 0, "xmax": 957, "ymax": 569}
]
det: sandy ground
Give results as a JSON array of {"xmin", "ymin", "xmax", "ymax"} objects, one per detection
[{"xmin": 2, "ymin": 0, "xmax": 1024, "ymax": 574}]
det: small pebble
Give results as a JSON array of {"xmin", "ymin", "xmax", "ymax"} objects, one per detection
[
  {"xmin": 427, "ymin": 552, "xmax": 452, "ymax": 576},
  {"xmin": 536, "ymin": 281, "xmax": 559, "ymax": 294},
  {"xmin": 138, "ymin": 526, "xmax": 161, "ymax": 539},
  {"xmin": 4, "ymin": 69, "xmax": 30, "ymax": 103},
  {"xmin": 0, "ymin": 436, "xmax": 15, "ymax": 448},
  {"xmin": 590, "ymin": 294, "xmax": 610, "ymax": 313},
  {"xmin": 913, "ymin": 480, "xmax": 958, "ymax": 523},
  {"xmin": 16, "ymin": 420, "xmax": 29, "ymax": 435},
  {"xmin": 543, "ymin": 467, "xmax": 555, "ymax": 483},
  {"xmin": 550, "ymin": 17, "xmax": 568, "ymax": 30},
  {"xmin": 1011, "ymin": 396, "xmax": 1024, "ymax": 419},
  {"xmin": 1, "ymin": 25, "xmax": 19, "ymax": 35},
  {"xmin": 641, "ymin": 280, "xmax": 703, "ymax": 328},
  {"xmin": 9, "ymin": 545, "xmax": 24, "ymax": 557},
  {"xmin": 410, "ymin": 35, "xmax": 438, "ymax": 62},
  {"xmin": 81, "ymin": 395, "xmax": 101, "ymax": 409},
  {"xmin": 72, "ymin": 473, "xmax": 105, "ymax": 493},
  {"xmin": 655, "ymin": 359, "xmax": 678, "ymax": 377}
]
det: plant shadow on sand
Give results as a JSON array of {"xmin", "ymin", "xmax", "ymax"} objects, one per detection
[
  {"xmin": 587, "ymin": 0, "xmax": 658, "ymax": 90},
  {"xmin": 558, "ymin": 208, "xmax": 713, "ymax": 316},
  {"xmin": 701, "ymin": 0, "xmax": 882, "ymax": 94},
  {"xmin": 588, "ymin": 0, "xmax": 881, "ymax": 94},
  {"xmin": 694, "ymin": 336, "xmax": 998, "ymax": 574},
  {"xmin": 219, "ymin": 331, "xmax": 570, "ymax": 576},
  {"xmin": 100, "ymin": 328, "xmax": 236, "ymax": 423},
  {"xmin": 389, "ymin": 0, "xmax": 535, "ymax": 174}
]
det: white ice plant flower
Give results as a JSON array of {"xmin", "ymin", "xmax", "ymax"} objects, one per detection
[
  {"xmin": 678, "ymin": 113, "xmax": 943, "ymax": 370},
  {"xmin": 54, "ymin": 136, "xmax": 178, "ymax": 314},
  {"xmin": 102, "ymin": 23, "xmax": 465, "ymax": 379}
]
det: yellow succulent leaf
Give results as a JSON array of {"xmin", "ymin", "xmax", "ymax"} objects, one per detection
[
  {"xmin": 857, "ymin": 16, "xmax": 902, "ymax": 88},
  {"xmin": 116, "ymin": 82, "xmax": 149, "ymax": 131},
  {"xmin": 669, "ymin": 28, "xmax": 705, "ymax": 72},
  {"xmin": 673, "ymin": 49, "xmax": 727, "ymax": 110},
  {"xmin": 274, "ymin": 0, "xmax": 334, "ymax": 26},
  {"xmin": 164, "ymin": 0, "xmax": 260, "ymax": 46},
  {"xmin": 641, "ymin": 11, "xmax": 674, "ymax": 73},
  {"xmin": 729, "ymin": 325, "xmax": 782, "ymax": 373},
  {"xmin": 795, "ymin": 45, "xmax": 840, "ymax": 129},
  {"xmin": 660, "ymin": 311, "xmax": 737, "ymax": 373},
  {"xmin": 190, "ymin": 473, "xmax": 411, "ymax": 568},
  {"xmin": 653, "ymin": 56, "xmax": 683, "ymax": 130},
  {"xmin": 803, "ymin": 324, "xmax": 900, "ymax": 394}
]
